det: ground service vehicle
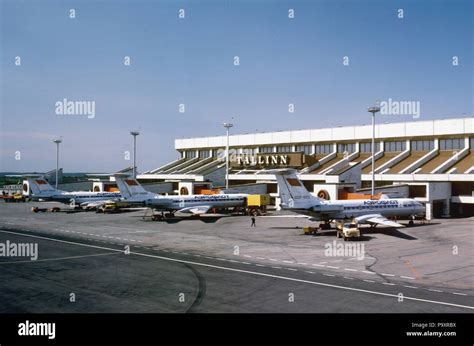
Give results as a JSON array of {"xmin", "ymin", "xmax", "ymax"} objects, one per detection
[
  {"xmin": 247, "ymin": 194, "xmax": 270, "ymax": 215},
  {"xmin": 336, "ymin": 221, "xmax": 361, "ymax": 241}
]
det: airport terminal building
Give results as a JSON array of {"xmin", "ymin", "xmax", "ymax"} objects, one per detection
[{"xmin": 138, "ymin": 117, "xmax": 474, "ymax": 219}]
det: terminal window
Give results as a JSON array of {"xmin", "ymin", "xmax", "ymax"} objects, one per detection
[
  {"xmin": 360, "ymin": 142, "xmax": 381, "ymax": 153},
  {"xmin": 411, "ymin": 140, "xmax": 434, "ymax": 151},
  {"xmin": 439, "ymin": 138, "xmax": 463, "ymax": 151},
  {"xmin": 276, "ymin": 145, "xmax": 292, "ymax": 153},
  {"xmin": 185, "ymin": 151, "xmax": 197, "ymax": 159},
  {"xmin": 239, "ymin": 148, "xmax": 257, "ymax": 155},
  {"xmin": 295, "ymin": 145, "xmax": 313, "ymax": 155},
  {"xmin": 259, "ymin": 146, "xmax": 275, "ymax": 153},
  {"xmin": 385, "ymin": 141, "xmax": 406, "ymax": 152},
  {"xmin": 315, "ymin": 144, "xmax": 333, "ymax": 155},
  {"xmin": 199, "ymin": 150, "xmax": 210, "ymax": 158},
  {"xmin": 337, "ymin": 143, "xmax": 355, "ymax": 154}
]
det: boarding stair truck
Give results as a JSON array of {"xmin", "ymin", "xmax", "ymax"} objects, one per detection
[{"xmin": 335, "ymin": 220, "xmax": 361, "ymax": 241}]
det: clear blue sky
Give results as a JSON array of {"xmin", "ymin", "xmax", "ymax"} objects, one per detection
[{"xmin": 1, "ymin": 0, "xmax": 472, "ymax": 172}]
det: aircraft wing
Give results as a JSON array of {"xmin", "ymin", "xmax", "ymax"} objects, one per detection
[
  {"xmin": 261, "ymin": 215, "xmax": 311, "ymax": 218},
  {"xmin": 80, "ymin": 200, "xmax": 114, "ymax": 209},
  {"xmin": 178, "ymin": 205, "xmax": 212, "ymax": 215},
  {"xmin": 355, "ymin": 214, "xmax": 404, "ymax": 228}
]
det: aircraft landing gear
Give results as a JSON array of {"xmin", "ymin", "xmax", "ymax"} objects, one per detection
[{"xmin": 319, "ymin": 222, "xmax": 332, "ymax": 230}]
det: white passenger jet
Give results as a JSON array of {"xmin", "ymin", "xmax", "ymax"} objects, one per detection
[
  {"xmin": 268, "ymin": 169, "xmax": 425, "ymax": 228},
  {"xmin": 113, "ymin": 174, "xmax": 247, "ymax": 217},
  {"xmin": 22, "ymin": 175, "xmax": 121, "ymax": 209}
]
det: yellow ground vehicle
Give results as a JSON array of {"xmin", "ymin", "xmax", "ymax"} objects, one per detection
[
  {"xmin": 303, "ymin": 227, "xmax": 319, "ymax": 235},
  {"xmin": 98, "ymin": 202, "xmax": 120, "ymax": 214},
  {"xmin": 336, "ymin": 221, "xmax": 361, "ymax": 241},
  {"xmin": 247, "ymin": 194, "xmax": 270, "ymax": 215},
  {"xmin": 3, "ymin": 193, "xmax": 27, "ymax": 203}
]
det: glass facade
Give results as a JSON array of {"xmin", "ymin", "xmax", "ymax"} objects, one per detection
[
  {"xmin": 411, "ymin": 140, "xmax": 434, "ymax": 151},
  {"xmin": 276, "ymin": 145, "xmax": 293, "ymax": 153},
  {"xmin": 360, "ymin": 142, "xmax": 381, "ymax": 153},
  {"xmin": 295, "ymin": 145, "xmax": 313, "ymax": 155},
  {"xmin": 198, "ymin": 150, "xmax": 210, "ymax": 158},
  {"xmin": 185, "ymin": 151, "xmax": 197, "ymax": 159},
  {"xmin": 337, "ymin": 143, "xmax": 355, "ymax": 154},
  {"xmin": 385, "ymin": 141, "xmax": 406, "ymax": 152},
  {"xmin": 315, "ymin": 144, "xmax": 333, "ymax": 155},
  {"xmin": 439, "ymin": 138, "xmax": 463, "ymax": 151},
  {"xmin": 259, "ymin": 146, "xmax": 275, "ymax": 153}
]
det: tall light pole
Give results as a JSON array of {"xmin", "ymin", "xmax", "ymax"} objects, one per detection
[
  {"xmin": 130, "ymin": 131, "xmax": 140, "ymax": 178},
  {"xmin": 223, "ymin": 122, "xmax": 233, "ymax": 189},
  {"xmin": 53, "ymin": 138, "xmax": 62, "ymax": 188},
  {"xmin": 367, "ymin": 106, "xmax": 380, "ymax": 197}
]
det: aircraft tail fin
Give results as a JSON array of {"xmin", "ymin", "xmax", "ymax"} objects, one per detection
[
  {"xmin": 113, "ymin": 174, "xmax": 148, "ymax": 199},
  {"xmin": 265, "ymin": 169, "xmax": 316, "ymax": 209},
  {"xmin": 23, "ymin": 176, "xmax": 58, "ymax": 197}
]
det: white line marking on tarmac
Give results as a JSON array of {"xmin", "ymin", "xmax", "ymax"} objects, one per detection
[
  {"xmin": 452, "ymin": 292, "xmax": 467, "ymax": 296},
  {"xmin": 283, "ymin": 260, "xmax": 294, "ymax": 264},
  {"xmin": 381, "ymin": 273, "xmax": 395, "ymax": 277},
  {"xmin": 256, "ymin": 257, "xmax": 265, "ymax": 260},
  {"xmin": 400, "ymin": 276, "xmax": 415, "ymax": 280},
  {"xmin": 287, "ymin": 268, "xmax": 297, "ymax": 271},
  {"xmin": 255, "ymin": 264, "xmax": 265, "ymax": 267},
  {"xmin": 326, "ymin": 266, "xmax": 339, "ymax": 269},
  {"xmin": 362, "ymin": 271, "xmax": 376, "ymax": 275},
  {"xmin": 428, "ymin": 289, "xmax": 443, "ymax": 293},
  {"xmin": 344, "ymin": 268, "xmax": 357, "ymax": 272},
  {"xmin": 382, "ymin": 283, "xmax": 395, "ymax": 286},
  {"xmin": 305, "ymin": 271, "xmax": 315, "ymax": 274},
  {"xmin": 323, "ymin": 274, "xmax": 335, "ymax": 277},
  {"xmin": 364, "ymin": 280, "xmax": 375, "ymax": 283},
  {"xmin": 298, "ymin": 262, "xmax": 307, "ymax": 266},
  {"xmin": 403, "ymin": 286, "xmax": 418, "ymax": 289},
  {"xmin": 0, "ymin": 252, "xmax": 119, "ymax": 264},
  {"xmin": 344, "ymin": 277, "xmax": 354, "ymax": 280},
  {"xmin": 2, "ymin": 230, "xmax": 472, "ymax": 311},
  {"xmin": 312, "ymin": 264, "xmax": 324, "ymax": 267}
]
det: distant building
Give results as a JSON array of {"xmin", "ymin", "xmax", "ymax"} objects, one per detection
[{"xmin": 44, "ymin": 168, "xmax": 63, "ymax": 185}]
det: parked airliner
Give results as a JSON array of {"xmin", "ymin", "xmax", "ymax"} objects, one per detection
[
  {"xmin": 268, "ymin": 169, "xmax": 425, "ymax": 228},
  {"xmin": 113, "ymin": 174, "xmax": 247, "ymax": 216},
  {"xmin": 22, "ymin": 175, "xmax": 121, "ymax": 209}
]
